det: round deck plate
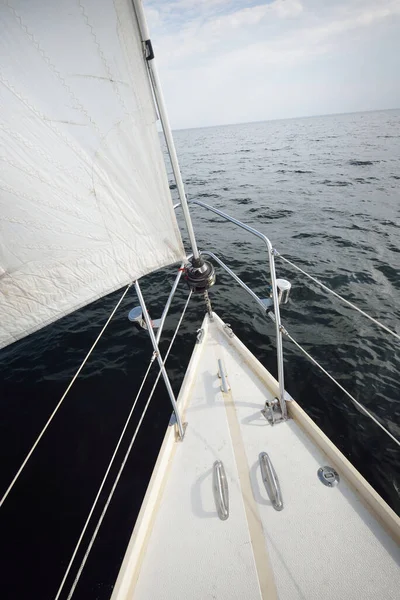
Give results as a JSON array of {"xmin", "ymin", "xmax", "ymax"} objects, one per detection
[{"xmin": 318, "ymin": 466, "xmax": 340, "ymax": 487}]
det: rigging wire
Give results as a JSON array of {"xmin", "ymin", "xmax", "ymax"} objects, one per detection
[
  {"xmin": 0, "ymin": 283, "xmax": 132, "ymax": 509},
  {"xmin": 59, "ymin": 290, "xmax": 192, "ymax": 600},
  {"xmin": 282, "ymin": 327, "xmax": 400, "ymax": 448},
  {"xmin": 53, "ymin": 358, "xmax": 154, "ymax": 600},
  {"xmin": 275, "ymin": 252, "xmax": 400, "ymax": 343}
]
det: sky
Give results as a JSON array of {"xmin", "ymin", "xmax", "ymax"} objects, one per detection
[{"xmin": 144, "ymin": 0, "xmax": 400, "ymax": 129}]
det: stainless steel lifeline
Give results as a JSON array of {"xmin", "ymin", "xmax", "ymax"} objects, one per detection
[{"xmin": 191, "ymin": 199, "xmax": 287, "ymax": 420}]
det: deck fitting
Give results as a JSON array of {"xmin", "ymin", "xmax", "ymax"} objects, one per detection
[
  {"xmin": 218, "ymin": 358, "xmax": 231, "ymax": 392},
  {"xmin": 262, "ymin": 397, "xmax": 285, "ymax": 425},
  {"xmin": 318, "ymin": 466, "xmax": 340, "ymax": 487}
]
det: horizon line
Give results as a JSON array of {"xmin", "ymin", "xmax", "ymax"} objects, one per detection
[{"xmin": 172, "ymin": 106, "xmax": 399, "ymax": 133}]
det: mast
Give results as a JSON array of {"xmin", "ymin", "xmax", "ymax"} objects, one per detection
[{"xmin": 133, "ymin": 0, "xmax": 201, "ymax": 261}]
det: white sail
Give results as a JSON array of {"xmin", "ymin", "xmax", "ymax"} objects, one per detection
[{"xmin": 0, "ymin": 0, "xmax": 185, "ymax": 348}]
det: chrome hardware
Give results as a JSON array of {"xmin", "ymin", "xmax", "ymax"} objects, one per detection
[
  {"xmin": 223, "ymin": 323, "xmax": 234, "ymax": 338},
  {"xmin": 128, "ymin": 306, "xmax": 142, "ymax": 323},
  {"xmin": 276, "ymin": 278, "xmax": 291, "ymax": 305},
  {"xmin": 261, "ymin": 279, "xmax": 290, "ymax": 310},
  {"xmin": 128, "ymin": 307, "xmax": 161, "ymax": 330},
  {"xmin": 128, "ymin": 306, "xmax": 146, "ymax": 329},
  {"xmin": 184, "ymin": 257, "xmax": 216, "ymax": 294},
  {"xmin": 261, "ymin": 280, "xmax": 290, "ymax": 311},
  {"xmin": 134, "ymin": 282, "xmax": 185, "ymax": 441},
  {"xmin": 196, "ymin": 328, "xmax": 204, "ymax": 343},
  {"xmin": 175, "ymin": 422, "xmax": 187, "ymax": 441},
  {"xmin": 318, "ymin": 466, "xmax": 340, "ymax": 487},
  {"xmin": 200, "ymin": 251, "xmax": 267, "ymax": 314},
  {"xmin": 262, "ymin": 397, "xmax": 285, "ymax": 425},
  {"xmin": 259, "ymin": 452, "xmax": 283, "ymax": 511},
  {"xmin": 213, "ymin": 460, "xmax": 229, "ymax": 520},
  {"xmin": 190, "ymin": 201, "xmax": 287, "ymax": 421},
  {"xmin": 168, "ymin": 413, "xmax": 188, "ymax": 441},
  {"xmin": 217, "ymin": 359, "xmax": 230, "ymax": 393},
  {"xmin": 129, "ymin": 261, "xmax": 186, "ymax": 341},
  {"xmin": 260, "ymin": 297, "xmax": 273, "ymax": 311}
]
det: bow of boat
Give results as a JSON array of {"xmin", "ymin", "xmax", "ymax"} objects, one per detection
[{"xmin": 111, "ymin": 312, "xmax": 400, "ymax": 600}]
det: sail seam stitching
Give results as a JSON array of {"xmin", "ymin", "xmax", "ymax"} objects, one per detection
[
  {"xmin": 6, "ymin": 1, "xmax": 101, "ymax": 133},
  {"xmin": 78, "ymin": 0, "xmax": 128, "ymax": 115}
]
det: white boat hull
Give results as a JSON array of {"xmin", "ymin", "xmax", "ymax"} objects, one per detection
[{"xmin": 112, "ymin": 313, "xmax": 400, "ymax": 600}]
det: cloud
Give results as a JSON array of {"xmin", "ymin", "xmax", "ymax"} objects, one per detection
[{"xmin": 145, "ymin": 0, "xmax": 400, "ymax": 128}]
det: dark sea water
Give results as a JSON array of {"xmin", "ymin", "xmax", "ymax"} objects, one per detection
[{"xmin": 1, "ymin": 109, "xmax": 400, "ymax": 599}]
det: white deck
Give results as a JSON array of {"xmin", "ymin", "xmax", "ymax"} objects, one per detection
[{"xmin": 113, "ymin": 313, "xmax": 400, "ymax": 600}]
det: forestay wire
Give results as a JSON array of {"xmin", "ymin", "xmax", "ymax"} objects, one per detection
[
  {"xmin": 0, "ymin": 283, "xmax": 132, "ymax": 509},
  {"xmin": 59, "ymin": 290, "xmax": 192, "ymax": 600},
  {"xmin": 275, "ymin": 252, "xmax": 400, "ymax": 343}
]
